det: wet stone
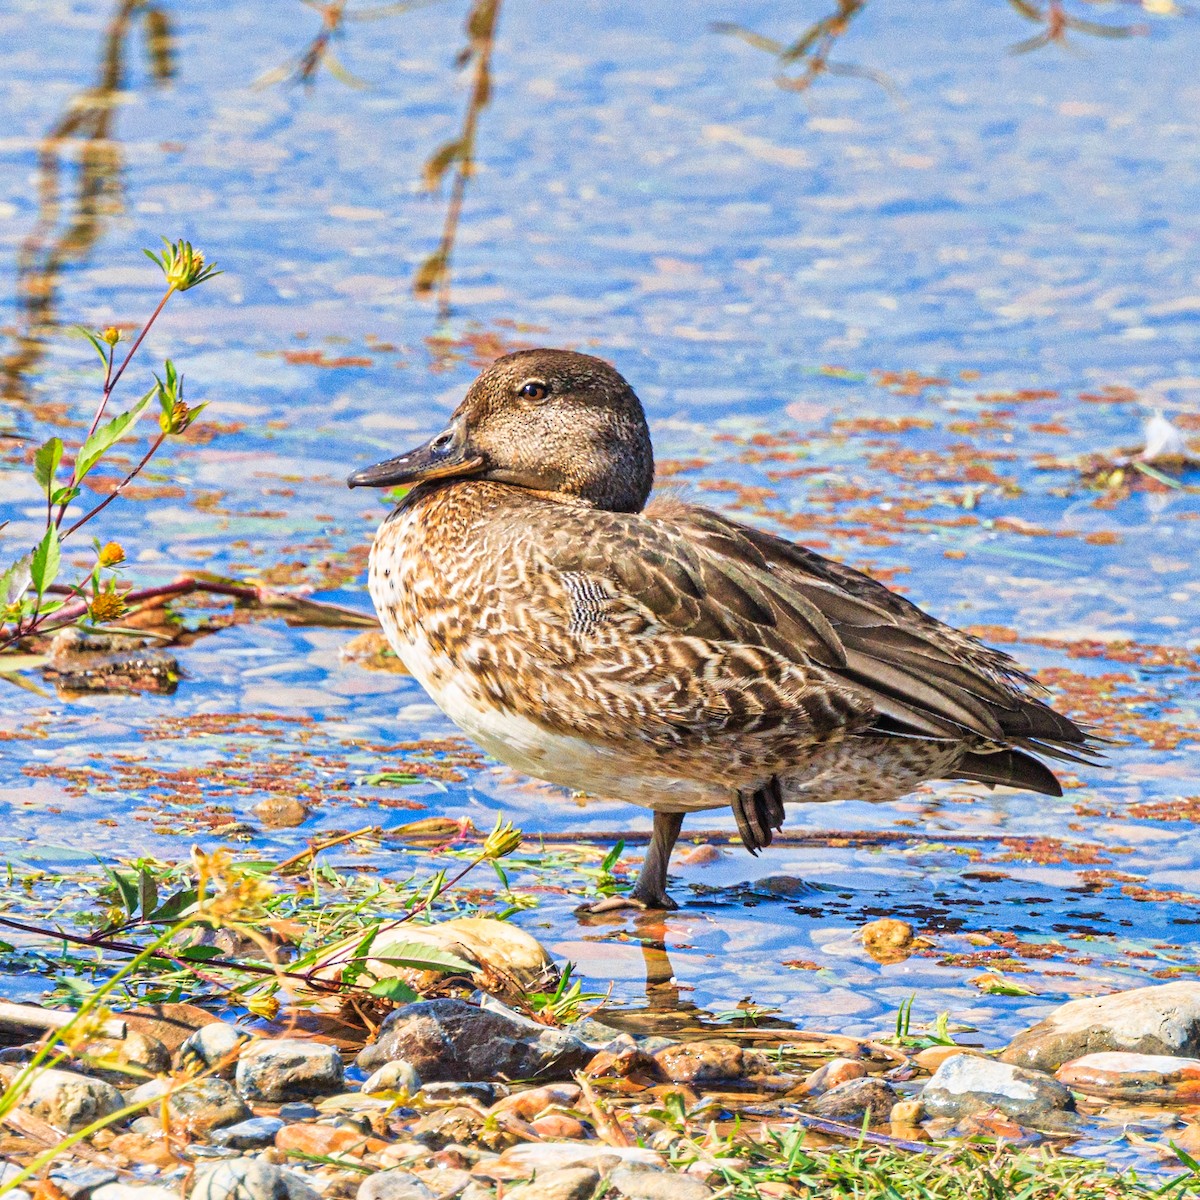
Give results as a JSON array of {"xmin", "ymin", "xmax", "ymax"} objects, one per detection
[
  {"xmin": 503, "ymin": 1168, "xmax": 599, "ymax": 1200},
  {"xmin": 490, "ymin": 1082, "xmax": 580, "ymax": 1120},
  {"xmin": 800, "ymin": 1057, "xmax": 867, "ymax": 1095},
  {"xmin": 363, "ymin": 1060, "xmax": 421, "ymax": 1095},
  {"xmin": 1055, "ymin": 1052, "xmax": 1200, "ymax": 1101},
  {"xmin": 529, "ymin": 1114, "xmax": 589, "ymax": 1139},
  {"xmin": 191, "ymin": 1159, "xmax": 319, "ymax": 1200},
  {"xmin": 275, "ymin": 1123, "xmax": 383, "ymax": 1158},
  {"xmin": 209, "ymin": 1117, "xmax": 286, "ymax": 1149},
  {"xmin": 608, "ymin": 1167, "xmax": 713, "ymax": 1200},
  {"xmin": 420, "ymin": 1081, "xmax": 496, "ymax": 1105},
  {"xmin": 357, "ymin": 1172, "xmax": 435, "ymax": 1200},
  {"xmin": 128, "ymin": 1075, "xmax": 252, "ymax": 1134},
  {"xmin": 652, "ymin": 1041, "xmax": 769, "ymax": 1084},
  {"xmin": 49, "ymin": 1165, "xmax": 119, "ymax": 1199},
  {"xmin": 860, "ymin": 918, "xmax": 918, "ymax": 964},
  {"xmin": 11, "ymin": 1066, "xmax": 123, "ymax": 1134},
  {"xmin": 808, "ymin": 1077, "xmax": 898, "ymax": 1127},
  {"xmin": 236, "ymin": 1038, "xmax": 344, "ymax": 1102},
  {"xmin": 357, "ymin": 999, "xmax": 591, "ymax": 1083},
  {"xmin": 922, "ymin": 1054, "xmax": 1074, "ymax": 1122},
  {"xmin": 1001, "ymin": 982, "xmax": 1200, "ymax": 1073},
  {"xmin": 80, "ymin": 1031, "xmax": 171, "ymax": 1083},
  {"xmin": 178, "ymin": 1022, "xmax": 253, "ymax": 1077},
  {"xmin": 914, "ymin": 1047, "xmax": 978, "ymax": 1074},
  {"xmin": 253, "ymin": 797, "xmax": 310, "ymax": 828},
  {"xmin": 278, "ymin": 1102, "xmax": 320, "ymax": 1121}
]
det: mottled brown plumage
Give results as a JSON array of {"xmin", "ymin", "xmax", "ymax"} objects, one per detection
[{"xmin": 348, "ymin": 349, "xmax": 1099, "ymax": 909}]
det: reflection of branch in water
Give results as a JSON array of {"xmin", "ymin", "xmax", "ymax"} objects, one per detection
[
  {"xmin": 1006, "ymin": 0, "xmax": 1146, "ymax": 53},
  {"xmin": 255, "ymin": 0, "xmax": 440, "ymax": 90},
  {"xmin": 713, "ymin": 2, "xmax": 898, "ymax": 99},
  {"xmin": 413, "ymin": 0, "xmax": 501, "ymax": 319},
  {"xmin": 1, "ymin": 1, "xmax": 174, "ymax": 405}
]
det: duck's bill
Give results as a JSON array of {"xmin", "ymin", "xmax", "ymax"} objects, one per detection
[{"xmin": 346, "ymin": 427, "xmax": 485, "ymax": 488}]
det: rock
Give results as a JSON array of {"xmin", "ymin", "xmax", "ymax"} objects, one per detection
[
  {"xmin": 236, "ymin": 1039, "xmax": 344, "ymax": 1101},
  {"xmin": 94, "ymin": 1187, "xmax": 179, "ymax": 1200},
  {"xmin": 459, "ymin": 1188, "xmax": 494, "ymax": 1200},
  {"xmin": 357, "ymin": 1173, "xmax": 436, "ymax": 1200},
  {"xmin": 363, "ymin": 1060, "xmax": 421, "ymax": 1096},
  {"xmin": 860, "ymin": 918, "xmax": 918, "ymax": 964},
  {"xmin": 922, "ymin": 1055, "xmax": 1074, "ymax": 1122},
  {"xmin": 565, "ymin": 1018, "xmax": 628, "ymax": 1049},
  {"xmin": 800, "ymin": 1058, "xmax": 867, "ymax": 1095},
  {"xmin": 253, "ymin": 797, "xmax": 310, "ymax": 828},
  {"xmin": 412, "ymin": 1167, "xmax": 472, "ymax": 1199},
  {"xmin": 191, "ymin": 1160, "xmax": 320, "ymax": 1200},
  {"xmin": 914, "ymin": 1046, "xmax": 978, "ymax": 1074},
  {"xmin": 503, "ymin": 1168, "xmax": 599, "ymax": 1200},
  {"xmin": 653, "ymin": 1041, "xmax": 768, "ymax": 1084},
  {"xmin": 808, "ymin": 1077, "xmax": 898, "ymax": 1126},
  {"xmin": 210, "ymin": 1117, "xmax": 286, "ymax": 1149},
  {"xmin": 12, "ymin": 1066, "xmax": 123, "ymax": 1133},
  {"xmin": 953, "ymin": 1111, "xmax": 1044, "ymax": 1147},
  {"xmin": 279, "ymin": 1102, "xmax": 320, "ymax": 1121},
  {"xmin": 608, "ymin": 1167, "xmax": 713, "ymax": 1200},
  {"xmin": 1055, "ymin": 1052, "xmax": 1200, "ymax": 1102},
  {"xmin": 357, "ymin": 999, "xmax": 591, "ymax": 1083},
  {"xmin": 309, "ymin": 918, "xmax": 554, "ymax": 1003},
  {"xmin": 80, "ymin": 1031, "xmax": 171, "ymax": 1083},
  {"xmin": 410, "ymin": 1106, "xmax": 504, "ymax": 1153},
  {"xmin": 49, "ymin": 1165, "xmax": 118, "ymax": 1199},
  {"xmin": 1001, "ymin": 982, "xmax": 1200, "ymax": 1073},
  {"xmin": 128, "ymin": 1075, "xmax": 252, "ymax": 1134},
  {"xmin": 105, "ymin": 1131, "xmax": 178, "ymax": 1168},
  {"xmin": 582, "ymin": 1046, "xmax": 663, "ymax": 1085},
  {"xmin": 275, "ymin": 1123, "xmax": 386, "ymax": 1158},
  {"xmin": 178, "ymin": 1022, "xmax": 253, "ymax": 1077},
  {"xmin": 678, "ymin": 844, "xmax": 722, "ymax": 867},
  {"xmin": 478, "ymin": 1143, "xmax": 663, "ymax": 1182},
  {"xmin": 491, "ymin": 1083, "xmax": 581, "ymax": 1120},
  {"xmin": 420, "ymin": 1081, "xmax": 497, "ymax": 1105},
  {"xmin": 890, "ymin": 1098, "xmax": 924, "ymax": 1126},
  {"xmin": 530, "ymin": 1114, "xmax": 589, "ymax": 1139}
]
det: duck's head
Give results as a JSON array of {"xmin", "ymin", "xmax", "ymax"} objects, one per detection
[{"xmin": 347, "ymin": 348, "xmax": 654, "ymax": 512}]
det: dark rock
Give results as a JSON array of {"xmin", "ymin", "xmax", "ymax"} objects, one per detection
[
  {"xmin": 236, "ymin": 1039, "xmax": 344, "ymax": 1102},
  {"xmin": 190, "ymin": 1159, "xmax": 319, "ymax": 1200},
  {"xmin": 1001, "ymin": 982, "xmax": 1200, "ymax": 1073},
  {"xmin": 49, "ymin": 1166, "xmax": 118, "ymax": 1199},
  {"xmin": 128, "ymin": 1076, "xmax": 251, "ymax": 1134},
  {"xmin": 653, "ymin": 1041, "xmax": 769, "ymax": 1084},
  {"xmin": 420, "ymin": 1081, "xmax": 496, "ymax": 1105},
  {"xmin": 356, "ymin": 999, "xmax": 591, "ymax": 1083},
  {"xmin": 808, "ymin": 1077, "xmax": 898, "ymax": 1127},
  {"xmin": 178, "ymin": 1023, "xmax": 253, "ymax": 1077},
  {"xmin": 922, "ymin": 1055, "xmax": 1074, "ymax": 1123},
  {"xmin": 209, "ymin": 1117, "xmax": 286, "ymax": 1149},
  {"xmin": 278, "ymin": 1102, "xmax": 320, "ymax": 1121}
]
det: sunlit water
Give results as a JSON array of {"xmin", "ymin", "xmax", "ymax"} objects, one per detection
[{"xmin": 1, "ymin": 0, "xmax": 1199, "ymax": 1169}]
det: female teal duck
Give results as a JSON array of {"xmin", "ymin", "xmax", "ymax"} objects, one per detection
[{"xmin": 348, "ymin": 349, "xmax": 1097, "ymax": 910}]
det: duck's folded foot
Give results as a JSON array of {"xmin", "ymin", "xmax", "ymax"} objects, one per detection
[
  {"xmin": 576, "ymin": 810, "xmax": 685, "ymax": 915},
  {"xmin": 734, "ymin": 777, "xmax": 785, "ymax": 854}
]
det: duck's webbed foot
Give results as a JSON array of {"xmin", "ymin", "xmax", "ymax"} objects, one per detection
[
  {"xmin": 576, "ymin": 810, "xmax": 684, "ymax": 913},
  {"xmin": 733, "ymin": 777, "xmax": 785, "ymax": 854}
]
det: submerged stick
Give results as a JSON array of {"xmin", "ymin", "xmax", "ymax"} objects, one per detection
[{"xmin": 0, "ymin": 1000, "xmax": 126, "ymax": 1040}]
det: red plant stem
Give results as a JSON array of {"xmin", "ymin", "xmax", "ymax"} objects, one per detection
[
  {"xmin": 105, "ymin": 287, "xmax": 173, "ymax": 398},
  {"xmin": 61, "ymin": 431, "xmax": 166, "ymax": 539}
]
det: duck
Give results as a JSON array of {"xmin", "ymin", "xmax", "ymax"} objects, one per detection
[{"xmin": 348, "ymin": 349, "xmax": 1098, "ymax": 911}]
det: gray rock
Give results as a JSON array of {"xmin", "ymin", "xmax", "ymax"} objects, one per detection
[
  {"xmin": 191, "ymin": 1160, "xmax": 319, "ymax": 1200},
  {"xmin": 808, "ymin": 1078, "xmax": 898, "ymax": 1127},
  {"xmin": 1001, "ymin": 982, "xmax": 1200, "ymax": 1072},
  {"xmin": 15, "ymin": 1066, "xmax": 123, "ymax": 1133},
  {"xmin": 128, "ymin": 1076, "xmax": 251, "ymax": 1134},
  {"xmin": 49, "ymin": 1166, "xmax": 119, "ymax": 1199},
  {"xmin": 178, "ymin": 1022, "xmax": 253, "ymax": 1077},
  {"xmin": 278, "ymin": 1102, "xmax": 319, "ymax": 1121},
  {"xmin": 459, "ymin": 1188, "xmax": 495, "ymax": 1200},
  {"xmin": 420, "ymin": 1081, "xmax": 496, "ymax": 1105},
  {"xmin": 93, "ymin": 1187, "xmax": 179, "ymax": 1200},
  {"xmin": 80, "ymin": 1030, "xmax": 172, "ymax": 1084},
  {"xmin": 236, "ymin": 1039, "xmax": 344, "ymax": 1102},
  {"xmin": 209, "ymin": 1116, "xmax": 286, "ymax": 1149},
  {"xmin": 566, "ymin": 1018, "xmax": 629, "ymax": 1050},
  {"xmin": 608, "ymin": 1167, "xmax": 713, "ymax": 1200},
  {"xmin": 922, "ymin": 1055, "xmax": 1074, "ymax": 1122},
  {"xmin": 357, "ymin": 999, "xmax": 592, "ymax": 1083},
  {"xmin": 503, "ymin": 1168, "xmax": 599, "ymax": 1200},
  {"xmin": 357, "ymin": 1172, "xmax": 436, "ymax": 1200},
  {"xmin": 362, "ymin": 1060, "xmax": 421, "ymax": 1095}
]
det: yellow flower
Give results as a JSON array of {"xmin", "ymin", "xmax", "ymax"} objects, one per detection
[
  {"xmin": 89, "ymin": 591, "xmax": 126, "ymax": 623},
  {"xmin": 98, "ymin": 542, "xmax": 125, "ymax": 568},
  {"xmin": 101, "ymin": 327, "xmax": 122, "ymax": 346},
  {"xmin": 145, "ymin": 238, "xmax": 221, "ymax": 292},
  {"xmin": 482, "ymin": 816, "xmax": 522, "ymax": 861}
]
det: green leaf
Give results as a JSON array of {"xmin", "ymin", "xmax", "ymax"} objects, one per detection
[
  {"xmin": 0, "ymin": 554, "xmax": 32, "ymax": 606},
  {"xmin": 600, "ymin": 840, "xmax": 624, "ymax": 874},
  {"xmin": 29, "ymin": 528, "xmax": 61, "ymax": 599},
  {"xmin": 137, "ymin": 869, "xmax": 158, "ymax": 921},
  {"xmin": 370, "ymin": 941, "xmax": 476, "ymax": 975},
  {"xmin": 367, "ymin": 978, "xmax": 419, "ymax": 1004},
  {"xmin": 70, "ymin": 325, "xmax": 111, "ymax": 367},
  {"xmin": 147, "ymin": 886, "xmax": 199, "ymax": 923},
  {"xmin": 75, "ymin": 390, "xmax": 154, "ymax": 482},
  {"xmin": 105, "ymin": 867, "xmax": 139, "ymax": 917},
  {"xmin": 340, "ymin": 927, "xmax": 379, "ymax": 988},
  {"xmin": 362, "ymin": 771, "xmax": 422, "ymax": 786},
  {"xmin": 50, "ymin": 486, "xmax": 80, "ymax": 506},
  {"xmin": 34, "ymin": 438, "xmax": 63, "ymax": 496},
  {"xmin": 176, "ymin": 945, "xmax": 225, "ymax": 962}
]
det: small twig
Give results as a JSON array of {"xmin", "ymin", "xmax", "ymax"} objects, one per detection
[{"xmin": 274, "ymin": 825, "xmax": 381, "ymax": 873}]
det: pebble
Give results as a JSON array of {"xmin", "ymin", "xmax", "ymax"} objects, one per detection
[
  {"xmin": 582, "ymin": 1046, "xmax": 663, "ymax": 1084},
  {"xmin": 860, "ymin": 918, "xmax": 918, "ymax": 964},
  {"xmin": 362, "ymin": 1060, "xmax": 421, "ymax": 1096},
  {"xmin": 922, "ymin": 1054, "xmax": 1075, "ymax": 1122},
  {"xmin": 49, "ymin": 1165, "xmax": 118, "ymax": 1199},
  {"xmin": 800, "ymin": 1057, "xmax": 867, "ymax": 1095},
  {"xmin": 1001, "ymin": 981, "xmax": 1200, "ymax": 1073},
  {"xmin": 479, "ymin": 1142, "xmax": 663, "ymax": 1182},
  {"xmin": 94, "ymin": 1186, "xmax": 180, "ymax": 1200},
  {"xmin": 236, "ymin": 1039, "xmax": 345, "ymax": 1102},
  {"xmin": 178, "ymin": 1022, "xmax": 253, "ymax": 1076},
  {"xmin": 421, "ymin": 1082, "xmax": 498, "ymax": 1105},
  {"xmin": 889, "ymin": 1098, "xmax": 924, "ymax": 1126},
  {"xmin": 128, "ymin": 1076, "xmax": 252, "ymax": 1134},
  {"xmin": 678, "ymin": 844, "xmax": 722, "ymax": 866},
  {"xmin": 608, "ymin": 1167, "xmax": 714, "ymax": 1200},
  {"xmin": 253, "ymin": 796, "xmax": 310, "ymax": 828},
  {"xmin": 490, "ymin": 1082, "xmax": 581, "ymax": 1120},
  {"xmin": 191, "ymin": 1159, "xmax": 320, "ymax": 1200},
  {"xmin": 808, "ymin": 1077, "xmax": 898, "ymax": 1126},
  {"xmin": 279, "ymin": 1103, "xmax": 320, "ymax": 1121},
  {"xmin": 503, "ymin": 1168, "xmax": 599, "ymax": 1200},
  {"xmin": 529, "ymin": 1114, "xmax": 589, "ymax": 1139},
  {"xmin": 1055, "ymin": 1052, "xmax": 1200, "ymax": 1101},
  {"xmin": 105, "ymin": 1132, "xmax": 178, "ymax": 1169},
  {"xmin": 357, "ymin": 999, "xmax": 592, "ymax": 1083},
  {"xmin": 210, "ymin": 1117, "xmax": 286, "ymax": 1149},
  {"xmin": 653, "ymin": 1041, "xmax": 769, "ymax": 1084},
  {"xmin": 914, "ymin": 1046, "xmax": 977, "ymax": 1073},
  {"xmin": 12, "ymin": 1066, "xmax": 123, "ymax": 1134},
  {"xmin": 357, "ymin": 1172, "xmax": 436, "ymax": 1200},
  {"xmin": 80, "ymin": 1031, "xmax": 171, "ymax": 1083},
  {"xmin": 953, "ymin": 1111, "xmax": 1044, "ymax": 1147},
  {"xmin": 566, "ymin": 1018, "xmax": 629, "ymax": 1049},
  {"xmin": 275, "ymin": 1123, "xmax": 386, "ymax": 1158}
]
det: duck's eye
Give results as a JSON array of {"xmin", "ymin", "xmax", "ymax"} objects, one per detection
[{"xmin": 518, "ymin": 380, "xmax": 548, "ymax": 401}]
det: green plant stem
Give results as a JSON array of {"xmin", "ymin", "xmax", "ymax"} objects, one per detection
[{"xmin": 61, "ymin": 430, "xmax": 166, "ymax": 540}]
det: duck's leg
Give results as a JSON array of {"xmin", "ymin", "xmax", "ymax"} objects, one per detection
[
  {"xmin": 733, "ymin": 776, "xmax": 785, "ymax": 854},
  {"xmin": 581, "ymin": 810, "xmax": 684, "ymax": 912}
]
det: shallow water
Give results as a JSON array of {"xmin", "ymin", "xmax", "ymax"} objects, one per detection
[{"xmin": 1, "ymin": 0, "xmax": 1199, "ymax": 1169}]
